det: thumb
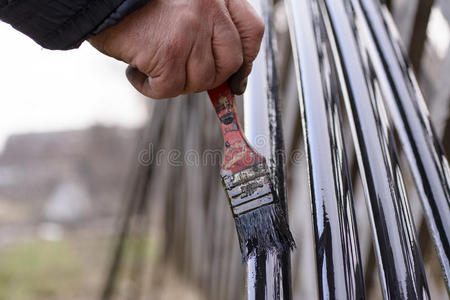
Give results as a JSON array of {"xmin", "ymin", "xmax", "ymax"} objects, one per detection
[{"xmin": 126, "ymin": 64, "xmax": 186, "ymax": 99}]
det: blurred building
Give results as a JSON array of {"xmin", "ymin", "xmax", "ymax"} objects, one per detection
[{"xmin": 0, "ymin": 126, "xmax": 138, "ymax": 243}]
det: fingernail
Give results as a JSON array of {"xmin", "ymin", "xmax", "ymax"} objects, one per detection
[{"xmin": 125, "ymin": 65, "xmax": 136, "ymax": 81}]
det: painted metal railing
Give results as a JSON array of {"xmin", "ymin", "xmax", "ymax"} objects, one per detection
[
  {"xmin": 320, "ymin": 0, "xmax": 430, "ymax": 297},
  {"xmin": 285, "ymin": 0, "xmax": 365, "ymax": 298},
  {"xmin": 245, "ymin": 0, "xmax": 293, "ymax": 298},
  {"xmin": 358, "ymin": 0, "xmax": 450, "ymax": 288},
  {"xmin": 282, "ymin": 0, "xmax": 446, "ymax": 298},
  {"xmin": 101, "ymin": 0, "xmax": 449, "ymax": 299}
]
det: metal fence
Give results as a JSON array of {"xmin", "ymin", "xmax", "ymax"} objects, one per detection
[{"xmin": 101, "ymin": 0, "xmax": 450, "ymax": 299}]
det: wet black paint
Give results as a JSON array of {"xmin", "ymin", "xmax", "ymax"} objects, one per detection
[
  {"xmin": 244, "ymin": 0, "xmax": 293, "ymax": 298},
  {"xmin": 286, "ymin": 0, "xmax": 366, "ymax": 298},
  {"xmin": 359, "ymin": 0, "xmax": 450, "ymax": 290},
  {"xmin": 322, "ymin": 0, "xmax": 431, "ymax": 298}
]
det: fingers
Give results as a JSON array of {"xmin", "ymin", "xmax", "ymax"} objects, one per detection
[
  {"xmin": 126, "ymin": 61, "xmax": 186, "ymax": 99},
  {"xmin": 184, "ymin": 30, "xmax": 217, "ymax": 93},
  {"xmin": 124, "ymin": 0, "xmax": 264, "ymax": 99},
  {"xmin": 227, "ymin": 0, "xmax": 265, "ymax": 94},
  {"xmin": 128, "ymin": 39, "xmax": 219, "ymax": 97},
  {"xmin": 126, "ymin": 66, "xmax": 151, "ymax": 96},
  {"xmin": 211, "ymin": 11, "xmax": 244, "ymax": 89}
]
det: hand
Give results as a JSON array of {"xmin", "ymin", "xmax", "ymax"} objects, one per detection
[{"xmin": 89, "ymin": 0, "xmax": 264, "ymax": 99}]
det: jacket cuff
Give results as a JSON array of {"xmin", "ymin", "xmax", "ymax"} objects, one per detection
[
  {"xmin": 91, "ymin": 0, "xmax": 148, "ymax": 36},
  {"xmin": 0, "ymin": 0, "xmax": 148, "ymax": 50},
  {"xmin": 0, "ymin": 0, "xmax": 11, "ymax": 8}
]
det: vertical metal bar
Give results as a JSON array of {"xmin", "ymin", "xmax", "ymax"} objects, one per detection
[
  {"xmin": 284, "ymin": 0, "xmax": 365, "ymax": 299},
  {"xmin": 320, "ymin": 0, "xmax": 430, "ymax": 298},
  {"xmin": 382, "ymin": 0, "xmax": 392, "ymax": 10},
  {"xmin": 244, "ymin": 0, "xmax": 293, "ymax": 298},
  {"xmin": 407, "ymin": 0, "xmax": 435, "ymax": 73},
  {"xmin": 359, "ymin": 1, "xmax": 450, "ymax": 290}
]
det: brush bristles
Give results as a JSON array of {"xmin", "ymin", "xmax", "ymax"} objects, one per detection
[
  {"xmin": 234, "ymin": 203, "xmax": 295, "ymax": 262},
  {"xmin": 221, "ymin": 165, "xmax": 295, "ymax": 261}
]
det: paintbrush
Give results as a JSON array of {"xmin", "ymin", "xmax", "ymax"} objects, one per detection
[{"xmin": 208, "ymin": 82, "xmax": 295, "ymax": 261}]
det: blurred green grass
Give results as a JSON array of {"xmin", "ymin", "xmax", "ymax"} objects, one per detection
[
  {"xmin": 0, "ymin": 235, "xmax": 160, "ymax": 300},
  {"xmin": 0, "ymin": 240, "xmax": 83, "ymax": 300}
]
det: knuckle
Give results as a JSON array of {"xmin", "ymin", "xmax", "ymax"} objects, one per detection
[
  {"xmin": 185, "ymin": 12, "xmax": 202, "ymax": 32},
  {"xmin": 250, "ymin": 17, "xmax": 265, "ymax": 43},
  {"xmin": 130, "ymin": 54, "xmax": 147, "ymax": 73},
  {"xmin": 231, "ymin": 54, "xmax": 244, "ymax": 73},
  {"xmin": 132, "ymin": 53, "xmax": 158, "ymax": 78},
  {"xmin": 255, "ymin": 18, "xmax": 266, "ymax": 41},
  {"xmin": 254, "ymin": 18, "xmax": 265, "ymax": 40},
  {"xmin": 242, "ymin": 17, "xmax": 265, "ymax": 63}
]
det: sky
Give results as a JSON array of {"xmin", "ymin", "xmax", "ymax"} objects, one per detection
[{"xmin": 0, "ymin": 22, "xmax": 148, "ymax": 152}]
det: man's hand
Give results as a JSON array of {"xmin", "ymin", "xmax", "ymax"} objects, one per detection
[{"xmin": 89, "ymin": 0, "xmax": 264, "ymax": 99}]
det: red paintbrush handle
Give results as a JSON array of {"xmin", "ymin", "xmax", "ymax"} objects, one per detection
[{"xmin": 207, "ymin": 83, "xmax": 264, "ymax": 173}]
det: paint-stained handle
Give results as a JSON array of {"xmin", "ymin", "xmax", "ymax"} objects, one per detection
[{"xmin": 207, "ymin": 83, "xmax": 264, "ymax": 173}]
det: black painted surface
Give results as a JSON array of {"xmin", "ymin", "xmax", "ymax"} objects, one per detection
[
  {"xmin": 321, "ymin": 0, "xmax": 430, "ymax": 298},
  {"xmin": 245, "ymin": 0, "xmax": 293, "ymax": 299},
  {"xmin": 359, "ymin": 0, "xmax": 450, "ymax": 290},
  {"xmin": 285, "ymin": 0, "xmax": 366, "ymax": 298}
]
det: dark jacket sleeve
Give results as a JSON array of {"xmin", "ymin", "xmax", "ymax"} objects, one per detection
[{"xmin": 0, "ymin": 0, "xmax": 149, "ymax": 50}]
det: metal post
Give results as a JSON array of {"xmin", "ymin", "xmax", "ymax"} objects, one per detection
[
  {"xmin": 284, "ymin": 0, "xmax": 365, "ymax": 298},
  {"xmin": 244, "ymin": 0, "xmax": 293, "ymax": 298},
  {"xmin": 320, "ymin": 0, "xmax": 430, "ymax": 298},
  {"xmin": 407, "ymin": 0, "xmax": 435, "ymax": 73},
  {"xmin": 358, "ymin": 0, "xmax": 450, "ymax": 290}
]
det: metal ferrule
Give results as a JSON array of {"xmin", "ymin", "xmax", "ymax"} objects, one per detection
[{"xmin": 221, "ymin": 163, "xmax": 274, "ymax": 216}]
